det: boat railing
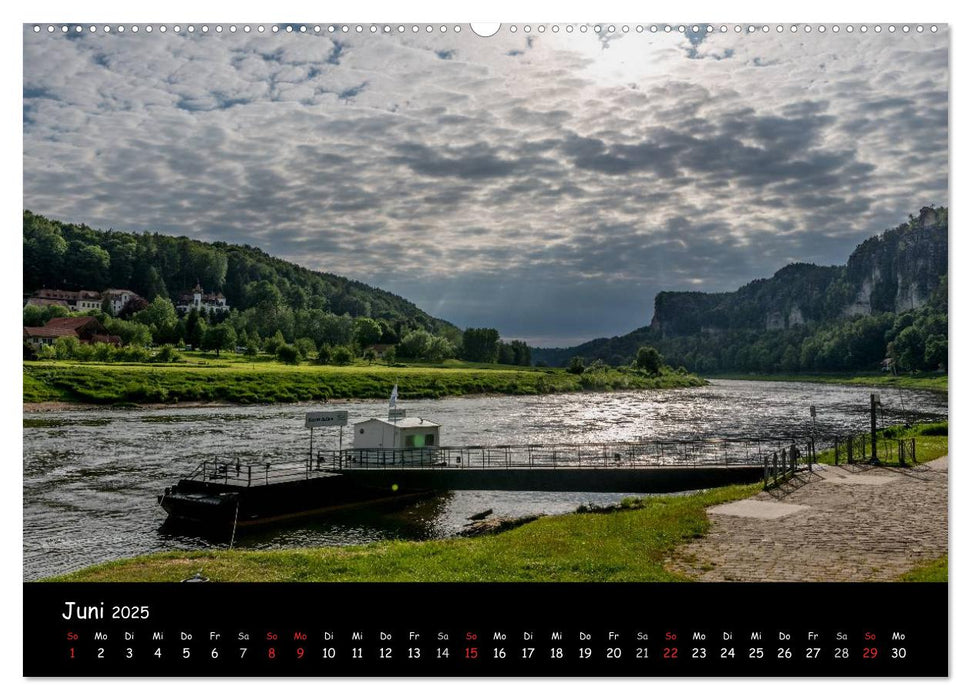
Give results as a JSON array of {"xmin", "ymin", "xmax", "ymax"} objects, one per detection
[
  {"xmin": 317, "ymin": 437, "xmax": 808, "ymax": 472},
  {"xmin": 186, "ymin": 437, "xmax": 816, "ymax": 484},
  {"xmin": 187, "ymin": 456, "xmax": 336, "ymax": 487}
]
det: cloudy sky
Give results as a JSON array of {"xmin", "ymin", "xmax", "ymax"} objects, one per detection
[{"xmin": 23, "ymin": 24, "xmax": 948, "ymax": 346}]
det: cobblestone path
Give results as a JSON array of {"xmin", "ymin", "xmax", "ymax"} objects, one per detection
[{"xmin": 668, "ymin": 456, "xmax": 948, "ymax": 581}]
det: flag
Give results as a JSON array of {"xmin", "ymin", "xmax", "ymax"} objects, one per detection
[{"xmin": 389, "ymin": 383, "xmax": 398, "ymax": 409}]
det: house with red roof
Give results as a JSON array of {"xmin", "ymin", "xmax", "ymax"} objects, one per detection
[{"xmin": 23, "ymin": 316, "xmax": 121, "ymax": 349}]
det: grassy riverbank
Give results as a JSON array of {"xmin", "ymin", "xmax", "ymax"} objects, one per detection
[
  {"xmin": 814, "ymin": 422, "xmax": 948, "ymax": 466},
  {"xmin": 22, "ymin": 359, "xmax": 705, "ymax": 405},
  {"xmin": 50, "ymin": 482, "xmax": 762, "ymax": 583},
  {"xmin": 897, "ymin": 555, "xmax": 948, "ymax": 582},
  {"xmin": 708, "ymin": 371, "xmax": 947, "ymax": 393}
]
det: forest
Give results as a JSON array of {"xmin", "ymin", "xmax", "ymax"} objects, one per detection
[{"xmin": 22, "ymin": 211, "xmax": 531, "ymax": 366}]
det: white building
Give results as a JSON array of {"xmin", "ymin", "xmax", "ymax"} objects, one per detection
[
  {"xmin": 352, "ymin": 417, "xmax": 441, "ymax": 449},
  {"xmin": 103, "ymin": 289, "xmax": 143, "ymax": 315},
  {"xmin": 176, "ymin": 283, "xmax": 230, "ymax": 314}
]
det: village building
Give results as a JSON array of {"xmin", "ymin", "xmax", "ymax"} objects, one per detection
[
  {"xmin": 25, "ymin": 288, "xmax": 144, "ymax": 315},
  {"xmin": 103, "ymin": 289, "xmax": 144, "ymax": 315},
  {"xmin": 23, "ymin": 316, "xmax": 121, "ymax": 348},
  {"xmin": 176, "ymin": 283, "xmax": 231, "ymax": 315}
]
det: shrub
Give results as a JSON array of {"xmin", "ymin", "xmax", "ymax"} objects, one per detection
[
  {"xmin": 635, "ymin": 346, "xmax": 664, "ymax": 374},
  {"xmin": 567, "ymin": 356, "xmax": 585, "ymax": 375},
  {"xmin": 294, "ymin": 337, "xmax": 316, "ymax": 359},
  {"xmin": 332, "ymin": 345, "xmax": 354, "ymax": 365},
  {"xmin": 276, "ymin": 343, "xmax": 300, "ymax": 365},
  {"xmin": 153, "ymin": 345, "xmax": 180, "ymax": 363},
  {"xmin": 316, "ymin": 344, "xmax": 333, "ymax": 365}
]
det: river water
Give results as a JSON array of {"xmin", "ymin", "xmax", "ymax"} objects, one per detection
[{"xmin": 22, "ymin": 380, "xmax": 947, "ymax": 580}]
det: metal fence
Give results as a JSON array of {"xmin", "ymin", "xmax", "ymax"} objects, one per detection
[
  {"xmin": 318, "ymin": 437, "xmax": 801, "ymax": 472},
  {"xmin": 762, "ymin": 441, "xmax": 814, "ymax": 488},
  {"xmin": 830, "ymin": 435, "xmax": 917, "ymax": 466}
]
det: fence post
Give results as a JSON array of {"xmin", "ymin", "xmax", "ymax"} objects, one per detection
[{"xmin": 247, "ymin": 464, "xmax": 251, "ymax": 487}]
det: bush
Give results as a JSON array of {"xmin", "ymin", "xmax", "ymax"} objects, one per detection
[
  {"xmin": 567, "ymin": 356, "xmax": 585, "ymax": 374},
  {"xmin": 332, "ymin": 345, "xmax": 354, "ymax": 365},
  {"xmin": 276, "ymin": 343, "xmax": 300, "ymax": 365},
  {"xmin": 635, "ymin": 345, "xmax": 664, "ymax": 374},
  {"xmin": 316, "ymin": 344, "xmax": 333, "ymax": 365},
  {"xmin": 294, "ymin": 337, "xmax": 316, "ymax": 359},
  {"xmin": 153, "ymin": 345, "xmax": 180, "ymax": 363},
  {"xmin": 54, "ymin": 336, "xmax": 81, "ymax": 360}
]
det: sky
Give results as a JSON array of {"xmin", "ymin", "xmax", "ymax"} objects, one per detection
[{"xmin": 22, "ymin": 23, "xmax": 948, "ymax": 346}]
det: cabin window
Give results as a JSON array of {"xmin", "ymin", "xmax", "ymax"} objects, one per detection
[
  {"xmin": 425, "ymin": 434, "xmax": 435, "ymax": 446},
  {"xmin": 405, "ymin": 435, "xmax": 415, "ymax": 447}
]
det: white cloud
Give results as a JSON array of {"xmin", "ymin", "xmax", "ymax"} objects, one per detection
[{"xmin": 23, "ymin": 26, "xmax": 949, "ymax": 345}]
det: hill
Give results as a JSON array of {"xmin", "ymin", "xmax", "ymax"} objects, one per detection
[
  {"xmin": 22, "ymin": 210, "xmax": 458, "ymax": 343},
  {"xmin": 533, "ymin": 206, "xmax": 948, "ymax": 374}
]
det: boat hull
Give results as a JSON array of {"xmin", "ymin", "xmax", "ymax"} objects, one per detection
[{"xmin": 158, "ymin": 474, "xmax": 430, "ymax": 528}]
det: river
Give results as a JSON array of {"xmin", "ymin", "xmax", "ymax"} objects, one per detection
[{"xmin": 22, "ymin": 379, "xmax": 947, "ymax": 580}]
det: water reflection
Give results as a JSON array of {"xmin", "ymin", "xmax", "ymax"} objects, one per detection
[{"xmin": 23, "ymin": 380, "xmax": 946, "ymax": 580}]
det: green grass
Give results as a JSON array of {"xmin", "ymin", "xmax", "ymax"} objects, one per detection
[
  {"xmin": 49, "ymin": 482, "xmax": 763, "ymax": 583},
  {"xmin": 23, "ymin": 360, "xmax": 706, "ymax": 405},
  {"xmin": 709, "ymin": 371, "xmax": 947, "ymax": 393},
  {"xmin": 897, "ymin": 555, "xmax": 948, "ymax": 582},
  {"xmin": 814, "ymin": 422, "xmax": 948, "ymax": 466}
]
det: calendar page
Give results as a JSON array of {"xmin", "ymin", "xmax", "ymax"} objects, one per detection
[{"xmin": 21, "ymin": 19, "xmax": 949, "ymax": 678}]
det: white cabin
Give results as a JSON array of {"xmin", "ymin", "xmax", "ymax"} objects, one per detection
[{"xmin": 352, "ymin": 417, "xmax": 441, "ymax": 450}]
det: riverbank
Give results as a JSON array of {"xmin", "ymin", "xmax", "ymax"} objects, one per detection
[
  {"xmin": 49, "ymin": 482, "xmax": 762, "ymax": 582},
  {"xmin": 707, "ymin": 371, "xmax": 947, "ymax": 393},
  {"xmin": 23, "ymin": 361, "xmax": 706, "ymax": 406},
  {"xmin": 669, "ymin": 453, "xmax": 948, "ymax": 582}
]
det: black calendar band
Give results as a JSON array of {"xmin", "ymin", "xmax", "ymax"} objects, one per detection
[{"xmin": 24, "ymin": 582, "xmax": 947, "ymax": 677}]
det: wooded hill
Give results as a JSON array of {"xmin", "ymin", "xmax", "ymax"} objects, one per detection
[{"xmin": 22, "ymin": 210, "xmax": 458, "ymax": 343}]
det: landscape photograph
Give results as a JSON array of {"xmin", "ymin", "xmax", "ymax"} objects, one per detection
[{"xmin": 22, "ymin": 23, "xmax": 948, "ymax": 585}]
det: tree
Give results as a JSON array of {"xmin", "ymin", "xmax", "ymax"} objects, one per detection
[
  {"xmin": 53, "ymin": 336, "xmax": 80, "ymax": 359},
  {"xmin": 635, "ymin": 345, "xmax": 664, "ymax": 374},
  {"xmin": 363, "ymin": 349, "xmax": 377, "ymax": 365},
  {"xmin": 510, "ymin": 340, "xmax": 531, "ymax": 366},
  {"xmin": 924, "ymin": 334, "xmax": 947, "ymax": 370},
  {"xmin": 276, "ymin": 343, "xmax": 300, "ymax": 364},
  {"xmin": 567, "ymin": 356, "xmax": 585, "ymax": 374},
  {"xmin": 202, "ymin": 323, "xmax": 237, "ymax": 356},
  {"xmin": 425, "ymin": 336, "xmax": 454, "ymax": 362},
  {"xmin": 264, "ymin": 329, "xmax": 286, "ymax": 354},
  {"xmin": 105, "ymin": 317, "xmax": 152, "ymax": 346},
  {"xmin": 23, "ymin": 213, "xmax": 67, "ymax": 287},
  {"xmin": 316, "ymin": 344, "xmax": 333, "ymax": 365},
  {"xmin": 891, "ymin": 326, "xmax": 924, "ymax": 371},
  {"xmin": 462, "ymin": 328, "xmax": 500, "ymax": 363},
  {"xmin": 136, "ymin": 296, "xmax": 179, "ymax": 343},
  {"xmin": 69, "ymin": 241, "xmax": 111, "ymax": 290},
  {"xmin": 353, "ymin": 317, "xmax": 383, "ymax": 349},
  {"xmin": 332, "ymin": 345, "xmax": 354, "ymax": 365},
  {"xmin": 23, "ymin": 303, "xmax": 67, "ymax": 327},
  {"xmin": 398, "ymin": 329, "xmax": 432, "ymax": 359},
  {"xmin": 294, "ymin": 337, "xmax": 316, "ymax": 359}
]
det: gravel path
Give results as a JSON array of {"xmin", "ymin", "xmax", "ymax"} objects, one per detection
[{"xmin": 668, "ymin": 456, "xmax": 948, "ymax": 581}]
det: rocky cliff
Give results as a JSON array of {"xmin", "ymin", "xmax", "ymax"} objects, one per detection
[{"xmin": 650, "ymin": 206, "xmax": 947, "ymax": 338}]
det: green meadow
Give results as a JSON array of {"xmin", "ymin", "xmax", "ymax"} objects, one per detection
[{"xmin": 23, "ymin": 356, "xmax": 706, "ymax": 405}]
